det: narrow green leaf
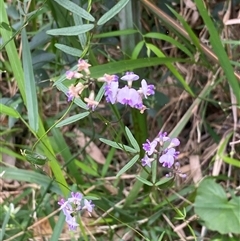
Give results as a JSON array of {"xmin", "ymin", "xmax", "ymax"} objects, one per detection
[
  {"xmin": 54, "ymin": 0, "xmax": 95, "ymax": 21},
  {"xmin": 93, "ymin": 29, "xmax": 138, "ymax": 38},
  {"xmin": 46, "ymin": 24, "xmax": 94, "ymax": 36},
  {"xmin": 90, "ymin": 57, "xmax": 188, "ymax": 78},
  {"xmin": 1, "ymin": 167, "xmax": 61, "ymax": 194},
  {"xmin": 125, "ymin": 126, "xmax": 140, "ymax": 152},
  {"xmin": 116, "ymin": 155, "xmax": 139, "ymax": 177},
  {"xmin": 132, "ymin": 41, "xmax": 145, "ymax": 59},
  {"xmin": 0, "ymin": 103, "xmax": 20, "ymax": 118},
  {"xmin": 56, "ymin": 112, "xmax": 90, "ymax": 127},
  {"xmin": 155, "ymin": 177, "xmax": 174, "ymax": 186},
  {"xmin": 222, "ymin": 156, "xmax": 240, "ymax": 168},
  {"xmin": 54, "ymin": 57, "xmax": 186, "ymax": 86},
  {"xmin": 73, "ymin": 13, "xmax": 87, "ymax": 49},
  {"xmin": 157, "ymin": 231, "xmax": 166, "ymax": 241},
  {"xmin": 50, "ymin": 212, "xmax": 65, "ymax": 241},
  {"xmin": 99, "ymin": 138, "xmax": 137, "ymax": 153},
  {"xmin": 95, "ymin": 85, "xmax": 105, "ymax": 103},
  {"xmin": 144, "ymin": 32, "xmax": 192, "ymax": 57},
  {"xmin": 194, "ymin": 0, "xmax": 240, "ymax": 104},
  {"xmin": 74, "ymin": 159, "xmax": 100, "ymax": 177},
  {"xmin": 167, "ymin": 6, "xmax": 202, "ymax": 54},
  {"xmin": 0, "ymin": 203, "xmax": 12, "ymax": 238},
  {"xmin": 22, "ymin": 28, "xmax": 39, "ymax": 131},
  {"xmin": 135, "ymin": 175, "xmax": 153, "ymax": 186},
  {"xmin": 55, "ymin": 44, "xmax": 82, "ymax": 57},
  {"xmin": 97, "ymin": 0, "xmax": 130, "ymax": 25}
]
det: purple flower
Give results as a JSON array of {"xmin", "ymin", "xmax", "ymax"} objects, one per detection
[
  {"xmin": 117, "ymin": 86, "xmax": 143, "ymax": 108},
  {"xmin": 104, "ymin": 81, "xmax": 119, "ymax": 104},
  {"xmin": 61, "ymin": 202, "xmax": 74, "ymax": 217},
  {"xmin": 67, "ymin": 83, "xmax": 85, "ymax": 102},
  {"xmin": 141, "ymin": 155, "xmax": 154, "ymax": 167},
  {"xmin": 77, "ymin": 59, "xmax": 91, "ymax": 75},
  {"xmin": 157, "ymin": 132, "xmax": 170, "ymax": 146},
  {"xmin": 142, "ymin": 139, "xmax": 158, "ymax": 155},
  {"xmin": 140, "ymin": 79, "xmax": 155, "ymax": 98},
  {"xmin": 66, "ymin": 71, "xmax": 83, "ymax": 80},
  {"xmin": 58, "ymin": 192, "xmax": 94, "ymax": 231},
  {"xmin": 68, "ymin": 192, "xmax": 83, "ymax": 210},
  {"xmin": 84, "ymin": 90, "xmax": 99, "ymax": 111},
  {"xmin": 98, "ymin": 74, "xmax": 119, "ymax": 83},
  {"xmin": 58, "ymin": 198, "xmax": 65, "ymax": 206},
  {"xmin": 121, "ymin": 71, "xmax": 139, "ymax": 81},
  {"xmin": 65, "ymin": 214, "xmax": 79, "ymax": 231},
  {"xmin": 169, "ymin": 138, "xmax": 180, "ymax": 148},
  {"xmin": 66, "ymin": 70, "xmax": 75, "ymax": 80},
  {"xmin": 83, "ymin": 199, "xmax": 95, "ymax": 213},
  {"xmin": 159, "ymin": 148, "xmax": 177, "ymax": 168}
]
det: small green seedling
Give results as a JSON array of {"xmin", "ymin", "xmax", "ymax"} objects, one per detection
[{"xmin": 20, "ymin": 149, "xmax": 48, "ymax": 166}]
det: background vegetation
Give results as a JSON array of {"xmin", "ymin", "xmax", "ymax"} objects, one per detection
[{"xmin": 1, "ymin": 0, "xmax": 240, "ymax": 240}]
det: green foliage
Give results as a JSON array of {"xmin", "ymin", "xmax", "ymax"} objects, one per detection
[
  {"xmin": 0, "ymin": 103, "xmax": 20, "ymax": 118},
  {"xmin": 195, "ymin": 178, "xmax": 240, "ymax": 234},
  {"xmin": 1, "ymin": 0, "xmax": 240, "ymax": 240},
  {"xmin": 56, "ymin": 111, "xmax": 90, "ymax": 127},
  {"xmin": 22, "ymin": 28, "xmax": 39, "ymax": 131},
  {"xmin": 97, "ymin": 0, "xmax": 130, "ymax": 25}
]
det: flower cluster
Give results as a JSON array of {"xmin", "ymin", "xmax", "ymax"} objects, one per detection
[
  {"xmin": 58, "ymin": 192, "xmax": 94, "ymax": 231},
  {"xmin": 141, "ymin": 132, "xmax": 186, "ymax": 178},
  {"xmin": 66, "ymin": 59, "xmax": 98, "ymax": 111},
  {"xmin": 65, "ymin": 59, "xmax": 156, "ymax": 113},
  {"xmin": 98, "ymin": 71, "xmax": 155, "ymax": 113}
]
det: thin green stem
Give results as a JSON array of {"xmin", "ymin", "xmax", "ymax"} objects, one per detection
[{"xmin": 32, "ymin": 101, "xmax": 74, "ymax": 151}]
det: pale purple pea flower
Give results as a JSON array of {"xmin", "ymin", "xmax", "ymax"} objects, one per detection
[
  {"xmin": 140, "ymin": 79, "xmax": 155, "ymax": 98},
  {"xmin": 83, "ymin": 199, "xmax": 95, "ymax": 213},
  {"xmin": 84, "ymin": 90, "xmax": 99, "ymax": 111},
  {"xmin": 67, "ymin": 83, "xmax": 85, "ymax": 102},
  {"xmin": 157, "ymin": 132, "xmax": 170, "ymax": 146},
  {"xmin": 98, "ymin": 74, "xmax": 119, "ymax": 83},
  {"xmin": 65, "ymin": 214, "xmax": 79, "ymax": 231},
  {"xmin": 58, "ymin": 192, "xmax": 94, "ymax": 231},
  {"xmin": 117, "ymin": 86, "xmax": 143, "ymax": 108},
  {"xmin": 121, "ymin": 71, "xmax": 139, "ymax": 81},
  {"xmin": 66, "ymin": 70, "xmax": 75, "ymax": 80},
  {"xmin": 104, "ymin": 81, "xmax": 119, "ymax": 104},
  {"xmin": 77, "ymin": 59, "xmax": 91, "ymax": 75},
  {"xmin": 141, "ymin": 155, "xmax": 154, "ymax": 167},
  {"xmin": 169, "ymin": 138, "xmax": 180, "ymax": 148},
  {"xmin": 66, "ymin": 71, "xmax": 83, "ymax": 80},
  {"xmin": 142, "ymin": 139, "xmax": 158, "ymax": 156},
  {"xmin": 159, "ymin": 148, "xmax": 177, "ymax": 168}
]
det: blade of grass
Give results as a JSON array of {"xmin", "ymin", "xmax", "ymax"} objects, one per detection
[
  {"xmin": 2, "ymin": 167, "xmax": 62, "ymax": 194},
  {"xmin": 194, "ymin": 0, "xmax": 240, "ymax": 104},
  {"xmin": 0, "ymin": 103, "xmax": 20, "ymax": 118},
  {"xmin": 21, "ymin": 28, "xmax": 39, "ymax": 131}
]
